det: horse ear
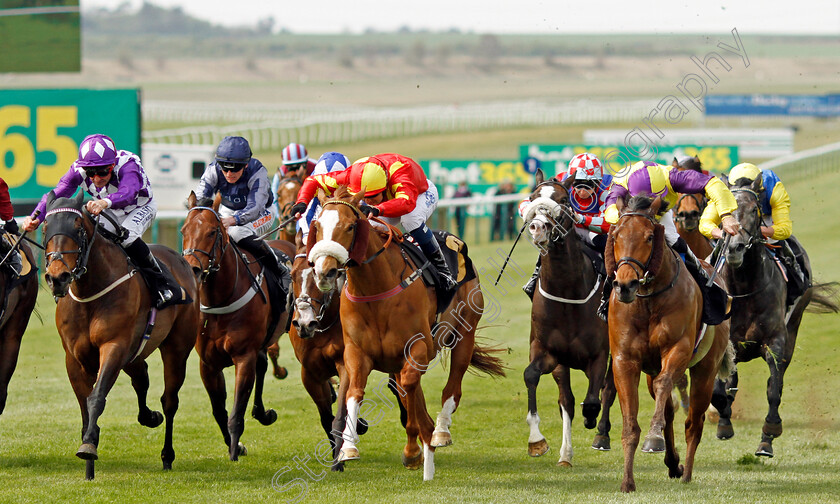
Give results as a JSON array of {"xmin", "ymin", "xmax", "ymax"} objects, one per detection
[
  {"xmin": 671, "ymin": 157, "xmax": 680, "ymax": 168},
  {"xmin": 615, "ymin": 196, "xmax": 626, "ymax": 214},
  {"xmin": 316, "ymin": 188, "xmax": 328, "ymax": 202},
  {"xmin": 350, "ymin": 188, "xmax": 365, "ymax": 207},
  {"xmin": 751, "ymin": 175, "xmax": 762, "ymax": 192},
  {"xmin": 212, "ymin": 193, "xmax": 222, "ymax": 212},
  {"xmin": 651, "ymin": 196, "xmax": 663, "ymax": 216},
  {"xmin": 560, "ymin": 173, "xmax": 575, "ymax": 192},
  {"xmin": 535, "ymin": 169, "xmax": 545, "ymax": 186},
  {"xmin": 720, "ymin": 173, "xmax": 730, "ymax": 187},
  {"xmin": 46, "ymin": 190, "xmax": 57, "ymax": 209},
  {"xmin": 187, "ymin": 191, "xmax": 197, "ymax": 209},
  {"xmin": 73, "ymin": 189, "xmax": 84, "ymax": 207}
]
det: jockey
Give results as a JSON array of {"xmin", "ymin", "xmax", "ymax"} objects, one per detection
[
  {"xmin": 0, "ymin": 177, "xmax": 23, "ymax": 275},
  {"xmin": 271, "ymin": 142, "xmax": 316, "ymax": 216},
  {"xmin": 195, "ymin": 136, "xmax": 284, "ymax": 280},
  {"xmin": 699, "ymin": 162, "xmax": 808, "ymax": 304},
  {"xmin": 23, "ymin": 134, "xmax": 187, "ymax": 309},
  {"xmin": 291, "ymin": 153, "xmax": 458, "ymax": 292},
  {"xmin": 600, "ymin": 160, "xmax": 740, "ymax": 322},
  {"xmin": 288, "ymin": 152, "xmax": 351, "ymax": 240},
  {"xmin": 519, "ymin": 152, "xmax": 613, "ymax": 299}
]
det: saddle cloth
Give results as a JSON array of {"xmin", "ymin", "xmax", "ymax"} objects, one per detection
[{"xmin": 399, "ymin": 231, "xmax": 476, "ymax": 314}]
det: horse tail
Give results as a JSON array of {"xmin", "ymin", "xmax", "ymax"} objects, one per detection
[
  {"xmin": 468, "ymin": 335, "xmax": 507, "ymax": 378},
  {"xmin": 805, "ymin": 281, "xmax": 840, "ymax": 314},
  {"xmin": 718, "ymin": 340, "xmax": 737, "ymax": 382}
]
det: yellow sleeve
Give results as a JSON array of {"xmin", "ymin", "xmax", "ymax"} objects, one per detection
[
  {"xmin": 704, "ymin": 176, "xmax": 737, "ymax": 218},
  {"xmin": 699, "ymin": 202, "xmax": 721, "ymax": 239},
  {"xmin": 769, "ymin": 182, "xmax": 792, "ymax": 240},
  {"xmin": 605, "ymin": 204, "xmax": 619, "ymax": 224}
]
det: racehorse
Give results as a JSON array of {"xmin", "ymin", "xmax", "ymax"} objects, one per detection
[
  {"xmin": 307, "ymin": 187, "xmax": 505, "ymax": 480},
  {"xmin": 710, "ymin": 176, "xmax": 839, "ymax": 457},
  {"xmin": 606, "ymin": 195, "xmax": 734, "ymax": 492},
  {"xmin": 674, "ymin": 192, "xmax": 712, "ymax": 260},
  {"xmin": 43, "ymin": 190, "xmax": 199, "ymax": 480},
  {"xmin": 520, "ymin": 170, "xmax": 616, "ymax": 465},
  {"xmin": 265, "ymin": 174, "xmax": 304, "ymax": 380},
  {"xmin": 0, "ymin": 238, "xmax": 39, "ymax": 416},
  {"xmin": 182, "ymin": 192, "xmax": 294, "ymax": 461}
]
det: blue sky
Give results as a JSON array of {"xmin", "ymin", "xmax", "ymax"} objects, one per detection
[{"xmin": 85, "ymin": 0, "xmax": 840, "ymax": 34}]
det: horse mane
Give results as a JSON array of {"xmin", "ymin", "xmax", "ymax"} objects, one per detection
[
  {"xmin": 731, "ymin": 177, "xmax": 754, "ymax": 188},
  {"xmin": 333, "ymin": 185, "xmax": 352, "ymax": 200},
  {"xmin": 627, "ymin": 194, "xmax": 669, "ymax": 215}
]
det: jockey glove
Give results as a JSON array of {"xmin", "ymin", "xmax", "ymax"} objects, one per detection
[
  {"xmin": 360, "ymin": 205, "xmax": 380, "ymax": 217},
  {"xmin": 290, "ymin": 202, "xmax": 307, "ymax": 216},
  {"xmin": 3, "ymin": 219, "xmax": 19, "ymax": 235}
]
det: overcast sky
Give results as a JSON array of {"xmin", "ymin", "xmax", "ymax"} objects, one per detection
[{"xmin": 84, "ymin": 0, "xmax": 840, "ymax": 34}]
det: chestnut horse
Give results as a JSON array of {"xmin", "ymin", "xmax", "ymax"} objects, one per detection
[
  {"xmin": 520, "ymin": 170, "xmax": 615, "ymax": 465},
  {"xmin": 181, "ymin": 192, "xmax": 294, "ymax": 460},
  {"xmin": 43, "ymin": 191, "xmax": 199, "ymax": 480},
  {"xmin": 0, "ymin": 238, "xmax": 39, "ymax": 416},
  {"xmin": 266, "ymin": 174, "xmax": 304, "ymax": 380},
  {"xmin": 308, "ymin": 187, "xmax": 504, "ymax": 480},
  {"xmin": 710, "ymin": 177, "xmax": 839, "ymax": 457},
  {"xmin": 606, "ymin": 195, "xmax": 734, "ymax": 492}
]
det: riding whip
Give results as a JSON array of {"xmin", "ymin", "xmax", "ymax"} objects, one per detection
[
  {"xmin": 494, "ymin": 222, "xmax": 528, "ymax": 286},
  {"xmin": 258, "ymin": 213, "xmax": 298, "ymax": 241},
  {"xmin": 0, "ymin": 210, "xmax": 39, "ymax": 268},
  {"xmin": 706, "ymin": 234, "xmax": 731, "ymax": 288}
]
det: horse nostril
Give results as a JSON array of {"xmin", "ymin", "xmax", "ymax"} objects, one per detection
[
  {"xmin": 191, "ymin": 266, "xmax": 201, "ymax": 276},
  {"xmin": 628, "ymin": 279, "xmax": 639, "ymax": 291},
  {"xmin": 325, "ymin": 268, "xmax": 337, "ymax": 280},
  {"xmin": 291, "ymin": 319, "xmax": 300, "ymax": 329}
]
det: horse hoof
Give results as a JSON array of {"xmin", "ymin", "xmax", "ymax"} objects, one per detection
[
  {"xmin": 669, "ymin": 463, "xmax": 685, "ymax": 479},
  {"xmin": 581, "ymin": 403, "xmax": 600, "ymax": 429},
  {"xmin": 755, "ymin": 442, "xmax": 774, "ymax": 458},
  {"xmin": 591, "ymin": 434, "xmax": 611, "ymax": 451},
  {"xmin": 256, "ymin": 409, "xmax": 278, "ymax": 426},
  {"xmin": 762, "ymin": 421, "xmax": 783, "ymax": 438},
  {"xmin": 717, "ymin": 424, "xmax": 735, "ymax": 440},
  {"xmin": 528, "ymin": 439, "xmax": 549, "ymax": 457},
  {"xmin": 230, "ymin": 441, "xmax": 247, "ymax": 460},
  {"xmin": 402, "ymin": 451, "xmax": 423, "ymax": 470},
  {"xmin": 76, "ymin": 443, "xmax": 98, "ymax": 460},
  {"xmin": 557, "ymin": 460, "xmax": 572, "ymax": 467},
  {"xmin": 431, "ymin": 431, "xmax": 452, "ymax": 447},
  {"xmin": 356, "ymin": 418, "xmax": 369, "ymax": 436},
  {"xmin": 139, "ymin": 410, "xmax": 164, "ymax": 428},
  {"xmin": 641, "ymin": 435, "xmax": 666, "ymax": 453},
  {"xmin": 162, "ymin": 460, "xmax": 173, "ymax": 471},
  {"xmin": 583, "ymin": 417, "xmax": 597, "ymax": 430},
  {"xmin": 338, "ymin": 447, "xmax": 359, "ymax": 462},
  {"xmin": 273, "ymin": 367, "xmax": 288, "ymax": 380}
]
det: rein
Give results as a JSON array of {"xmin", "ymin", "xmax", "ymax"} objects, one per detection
[
  {"xmin": 614, "ymin": 211, "xmax": 677, "ymax": 297},
  {"xmin": 293, "ymin": 254, "xmax": 340, "ymax": 333},
  {"xmin": 44, "ymin": 207, "xmax": 99, "ymax": 283}
]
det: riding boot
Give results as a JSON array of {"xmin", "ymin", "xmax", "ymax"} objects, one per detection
[
  {"xmin": 596, "ymin": 279, "xmax": 612, "ymax": 323},
  {"xmin": 124, "ymin": 239, "xmax": 183, "ymax": 310},
  {"xmin": 237, "ymin": 235, "xmax": 290, "ymax": 294},
  {"xmin": 779, "ymin": 239, "xmax": 808, "ymax": 304},
  {"xmin": 410, "ymin": 224, "xmax": 458, "ymax": 292},
  {"xmin": 673, "ymin": 237, "xmax": 729, "ymax": 325},
  {"xmin": 522, "ymin": 256, "xmax": 542, "ymax": 300}
]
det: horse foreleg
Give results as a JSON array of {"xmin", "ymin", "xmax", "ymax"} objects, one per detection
[
  {"xmin": 228, "ymin": 352, "xmax": 257, "ymax": 461},
  {"xmin": 711, "ymin": 371, "xmax": 738, "ymax": 439},
  {"xmin": 612, "ymin": 354, "xmax": 641, "ymax": 493},
  {"xmin": 582, "ymin": 355, "xmax": 609, "ymax": 429},
  {"xmin": 198, "ymin": 360, "xmax": 233, "ymax": 453},
  {"xmin": 77, "ymin": 343, "xmax": 130, "ymax": 463},
  {"xmin": 158, "ymin": 342, "xmax": 190, "ymax": 470},
  {"xmin": 683, "ymin": 351, "xmax": 719, "ymax": 483},
  {"xmin": 267, "ymin": 342, "xmax": 288, "ymax": 380},
  {"xmin": 654, "ymin": 374, "xmax": 682, "ymax": 479},
  {"xmin": 336, "ymin": 344, "xmax": 370, "ymax": 463},
  {"xmin": 123, "ymin": 360, "xmax": 164, "ymax": 428},
  {"xmin": 593, "ymin": 360, "xmax": 616, "ymax": 451},
  {"xmin": 0, "ymin": 329, "xmax": 24, "ymax": 416},
  {"xmin": 642, "ymin": 348, "xmax": 686, "ymax": 456},
  {"xmin": 523, "ymin": 347, "xmax": 558, "ymax": 457},
  {"xmin": 758, "ymin": 338, "xmax": 789, "ymax": 457},
  {"xmin": 432, "ymin": 331, "xmax": 472, "ymax": 448},
  {"xmin": 65, "ymin": 354, "xmax": 95, "ymax": 480},
  {"xmin": 552, "ymin": 365, "xmax": 575, "ymax": 467},
  {"xmin": 330, "ymin": 366, "xmax": 351, "ymax": 472},
  {"xmin": 302, "ymin": 370, "xmax": 336, "ymax": 440},
  {"xmin": 251, "ymin": 349, "xmax": 278, "ymax": 426},
  {"xmin": 399, "ymin": 360, "xmax": 435, "ymax": 480}
]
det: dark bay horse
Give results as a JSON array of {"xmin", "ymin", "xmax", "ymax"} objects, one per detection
[
  {"xmin": 308, "ymin": 187, "xmax": 504, "ymax": 480},
  {"xmin": 43, "ymin": 191, "xmax": 198, "ymax": 480},
  {"xmin": 266, "ymin": 174, "xmax": 304, "ymax": 380},
  {"xmin": 520, "ymin": 170, "xmax": 615, "ymax": 465},
  {"xmin": 181, "ymin": 192, "xmax": 294, "ymax": 460},
  {"xmin": 710, "ymin": 176, "xmax": 839, "ymax": 457},
  {"xmin": 606, "ymin": 195, "xmax": 734, "ymax": 492},
  {"xmin": 0, "ymin": 238, "xmax": 39, "ymax": 416}
]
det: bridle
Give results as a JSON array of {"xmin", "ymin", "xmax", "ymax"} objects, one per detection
[
  {"xmin": 182, "ymin": 206, "xmax": 230, "ymax": 280},
  {"xmin": 614, "ymin": 211, "xmax": 680, "ymax": 297},
  {"xmin": 44, "ymin": 207, "xmax": 98, "ymax": 282},
  {"xmin": 729, "ymin": 187, "xmax": 766, "ymax": 251},
  {"xmin": 674, "ymin": 193, "xmax": 706, "ymax": 230},
  {"xmin": 526, "ymin": 180, "xmax": 577, "ymax": 245},
  {"xmin": 293, "ymin": 255, "xmax": 341, "ymax": 334},
  {"xmin": 316, "ymin": 199, "xmax": 395, "ymax": 268}
]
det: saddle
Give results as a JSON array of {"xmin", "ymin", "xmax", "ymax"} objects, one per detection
[
  {"xmin": 399, "ymin": 231, "xmax": 476, "ymax": 314},
  {"xmin": 0, "ymin": 232, "xmax": 33, "ymax": 278}
]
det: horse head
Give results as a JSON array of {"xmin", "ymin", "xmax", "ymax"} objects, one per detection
[
  {"xmin": 182, "ymin": 191, "xmax": 229, "ymax": 281},
  {"xmin": 307, "ymin": 186, "xmax": 366, "ymax": 293},
  {"xmin": 276, "ymin": 176, "xmax": 303, "ymax": 236},
  {"xmin": 674, "ymin": 193, "xmax": 706, "ymax": 232},
  {"xmin": 43, "ymin": 190, "xmax": 92, "ymax": 297},
  {"xmin": 725, "ymin": 175, "xmax": 763, "ymax": 269},
  {"xmin": 522, "ymin": 169, "xmax": 575, "ymax": 250},
  {"xmin": 609, "ymin": 195, "xmax": 666, "ymax": 303},
  {"xmin": 290, "ymin": 248, "xmax": 343, "ymax": 338}
]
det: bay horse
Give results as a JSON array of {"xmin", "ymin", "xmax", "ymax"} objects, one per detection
[
  {"xmin": 520, "ymin": 170, "xmax": 615, "ymax": 466},
  {"xmin": 710, "ymin": 176, "xmax": 839, "ymax": 457},
  {"xmin": 181, "ymin": 191, "xmax": 294, "ymax": 461},
  {"xmin": 266, "ymin": 174, "xmax": 304, "ymax": 380},
  {"xmin": 42, "ymin": 190, "xmax": 199, "ymax": 480},
  {"xmin": 606, "ymin": 195, "xmax": 734, "ymax": 492},
  {"xmin": 672, "ymin": 156, "xmax": 713, "ymax": 260},
  {"xmin": 308, "ymin": 187, "xmax": 505, "ymax": 480},
  {"xmin": 0, "ymin": 238, "xmax": 39, "ymax": 416}
]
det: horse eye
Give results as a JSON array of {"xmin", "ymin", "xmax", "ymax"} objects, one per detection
[{"xmin": 646, "ymin": 234, "xmax": 654, "ymax": 242}]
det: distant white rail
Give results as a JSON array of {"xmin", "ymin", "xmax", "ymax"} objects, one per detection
[{"xmin": 759, "ymin": 141, "xmax": 840, "ymax": 180}]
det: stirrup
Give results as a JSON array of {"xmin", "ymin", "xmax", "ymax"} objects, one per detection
[
  {"xmin": 523, "ymin": 276, "xmax": 536, "ymax": 299},
  {"xmin": 596, "ymin": 301, "xmax": 609, "ymax": 322}
]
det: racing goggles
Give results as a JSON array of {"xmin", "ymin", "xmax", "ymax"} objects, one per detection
[
  {"xmin": 84, "ymin": 165, "xmax": 114, "ymax": 178},
  {"xmin": 219, "ymin": 161, "xmax": 247, "ymax": 173}
]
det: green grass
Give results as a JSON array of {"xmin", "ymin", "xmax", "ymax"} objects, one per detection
[
  {"xmin": 0, "ymin": 13, "xmax": 80, "ymax": 73},
  {"xmin": 0, "ymin": 165, "xmax": 838, "ymax": 503}
]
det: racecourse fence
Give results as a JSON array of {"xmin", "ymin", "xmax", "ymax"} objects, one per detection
[
  {"xmin": 759, "ymin": 140, "xmax": 840, "ymax": 181},
  {"xmin": 142, "ymin": 99, "xmax": 658, "ymax": 150}
]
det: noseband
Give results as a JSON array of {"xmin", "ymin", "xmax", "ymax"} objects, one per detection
[
  {"xmin": 182, "ymin": 206, "xmax": 229, "ymax": 278},
  {"xmin": 729, "ymin": 188, "xmax": 766, "ymax": 251},
  {"xmin": 526, "ymin": 180, "xmax": 576, "ymax": 244},
  {"xmin": 44, "ymin": 207, "xmax": 97, "ymax": 282}
]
